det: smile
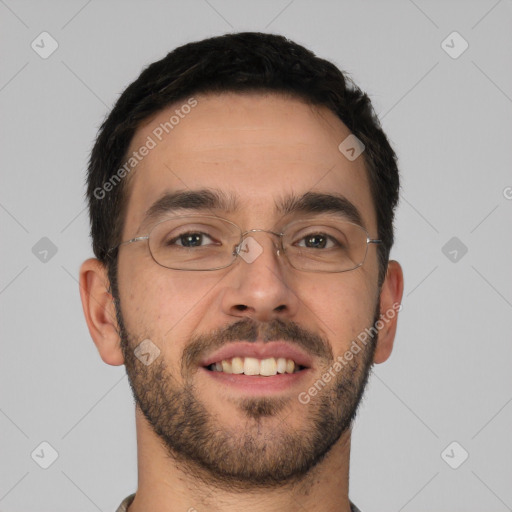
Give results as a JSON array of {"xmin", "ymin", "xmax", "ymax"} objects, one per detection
[{"xmin": 205, "ymin": 356, "xmax": 307, "ymax": 376}]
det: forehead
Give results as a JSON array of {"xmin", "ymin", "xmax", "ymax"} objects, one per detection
[{"xmin": 122, "ymin": 92, "xmax": 376, "ymax": 235}]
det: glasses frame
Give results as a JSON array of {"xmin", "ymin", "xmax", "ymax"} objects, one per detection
[{"xmin": 108, "ymin": 214, "xmax": 382, "ymax": 273}]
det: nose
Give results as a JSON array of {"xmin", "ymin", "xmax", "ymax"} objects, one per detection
[{"xmin": 220, "ymin": 230, "xmax": 300, "ymax": 323}]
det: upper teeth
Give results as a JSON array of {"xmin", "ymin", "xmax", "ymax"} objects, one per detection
[{"xmin": 209, "ymin": 357, "xmax": 300, "ymax": 376}]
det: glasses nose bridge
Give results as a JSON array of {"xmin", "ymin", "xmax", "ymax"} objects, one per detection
[
  {"xmin": 242, "ymin": 227, "xmax": 282, "ymax": 237},
  {"xmin": 238, "ymin": 228, "xmax": 284, "ymax": 254}
]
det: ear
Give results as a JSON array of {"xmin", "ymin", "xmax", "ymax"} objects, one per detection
[
  {"xmin": 79, "ymin": 258, "xmax": 125, "ymax": 366},
  {"xmin": 373, "ymin": 260, "xmax": 404, "ymax": 364}
]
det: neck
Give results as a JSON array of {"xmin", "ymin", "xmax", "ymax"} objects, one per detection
[{"xmin": 128, "ymin": 407, "xmax": 354, "ymax": 512}]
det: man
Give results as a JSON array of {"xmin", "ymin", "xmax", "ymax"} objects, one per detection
[{"xmin": 79, "ymin": 32, "xmax": 403, "ymax": 512}]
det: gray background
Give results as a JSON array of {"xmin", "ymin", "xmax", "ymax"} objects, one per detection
[{"xmin": 1, "ymin": 1, "xmax": 511, "ymax": 511}]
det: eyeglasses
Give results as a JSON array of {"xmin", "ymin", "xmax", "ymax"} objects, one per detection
[{"xmin": 109, "ymin": 215, "xmax": 381, "ymax": 273}]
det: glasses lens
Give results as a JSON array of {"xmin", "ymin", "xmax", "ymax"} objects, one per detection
[
  {"xmin": 149, "ymin": 216, "xmax": 240, "ymax": 270},
  {"xmin": 283, "ymin": 219, "xmax": 369, "ymax": 272}
]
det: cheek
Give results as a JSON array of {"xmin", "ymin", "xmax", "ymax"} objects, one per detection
[
  {"xmin": 302, "ymin": 275, "xmax": 377, "ymax": 356},
  {"xmin": 117, "ymin": 262, "xmax": 215, "ymax": 352}
]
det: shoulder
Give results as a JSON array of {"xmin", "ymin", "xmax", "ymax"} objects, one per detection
[{"xmin": 115, "ymin": 493, "xmax": 136, "ymax": 512}]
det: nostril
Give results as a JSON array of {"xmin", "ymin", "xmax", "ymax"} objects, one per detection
[{"xmin": 235, "ymin": 305, "xmax": 248, "ymax": 311}]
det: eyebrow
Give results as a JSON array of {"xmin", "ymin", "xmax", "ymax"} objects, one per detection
[
  {"xmin": 141, "ymin": 188, "xmax": 364, "ymax": 230},
  {"xmin": 142, "ymin": 189, "xmax": 240, "ymax": 228},
  {"xmin": 275, "ymin": 191, "xmax": 364, "ymax": 227}
]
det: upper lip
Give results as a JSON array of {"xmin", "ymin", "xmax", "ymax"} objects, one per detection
[{"xmin": 200, "ymin": 341, "xmax": 313, "ymax": 369}]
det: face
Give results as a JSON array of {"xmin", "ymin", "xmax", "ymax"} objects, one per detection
[{"xmin": 115, "ymin": 92, "xmax": 382, "ymax": 489}]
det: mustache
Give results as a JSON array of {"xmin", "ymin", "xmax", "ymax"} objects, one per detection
[{"xmin": 182, "ymin": 317, "xmax": 333, "ymax": 372}]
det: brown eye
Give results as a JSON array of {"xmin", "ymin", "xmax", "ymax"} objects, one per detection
[
  {"xmin": 296, "ymin": 233, "xmax": 338, "ymax": 249},
  {"xmin": 169, "ymin": 232, "xmax": 213, "ymax": 248}
]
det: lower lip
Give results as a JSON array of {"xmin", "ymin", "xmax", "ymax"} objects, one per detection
[{"xmin": 199, "ymin": 367, "xmax": 311, "ymax": 395}]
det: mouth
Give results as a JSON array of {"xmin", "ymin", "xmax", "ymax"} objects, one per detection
[
  {"xmin": 198, "ymin": 342, "xmax": 313, "ymax": 394},
  {"xmin": 204, "ymin": 356, "xmax": 307, "ymax": 376}
]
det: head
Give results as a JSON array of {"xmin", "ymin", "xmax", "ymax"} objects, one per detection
[{"xmin": 80, "ymin": 32, "xmax": 403, "ymax": 490}]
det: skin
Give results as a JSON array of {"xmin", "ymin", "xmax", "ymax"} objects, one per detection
[{"xmin": 79, "ymin": 92, "xmax": 404, "ymax": 512}]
